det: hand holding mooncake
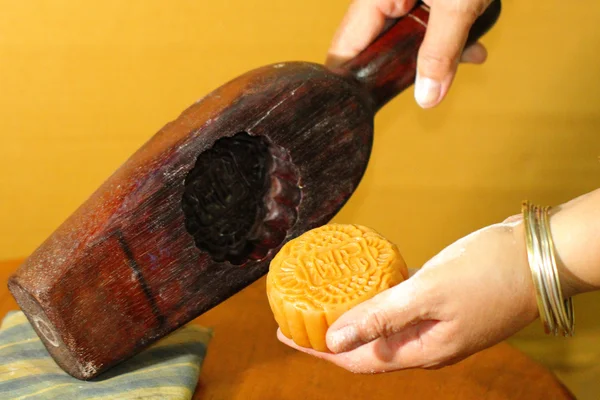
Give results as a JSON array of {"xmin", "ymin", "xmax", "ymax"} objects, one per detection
[{"xmin": 266, "ymin": 224, "xmax": 408, "ymax": 352}]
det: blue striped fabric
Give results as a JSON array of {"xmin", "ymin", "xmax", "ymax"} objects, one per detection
[{"xmin": 0, "ymin": 311, "xmax": 212, "ymax": 399}]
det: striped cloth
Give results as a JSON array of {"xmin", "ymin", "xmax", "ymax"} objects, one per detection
[{"xmin": 0, "ymin": 311, "xmax": 212, "ymax": 400}]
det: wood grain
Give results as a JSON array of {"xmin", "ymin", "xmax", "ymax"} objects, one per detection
[
  {"xmin": 0, "ymin": 259, "xmax": 575, "ymax": 399},
  {"xmin": 7, "ymin": 60, "xmax": 376, "ymax": 380},
  {"xmin": 6, "ymin": 1, "xmax": 501, "ymax": 380}
]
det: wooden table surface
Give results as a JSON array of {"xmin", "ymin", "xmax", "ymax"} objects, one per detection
[{"xmin": 0, "ymin": 259, "xmax": 574, "ymax": 400}]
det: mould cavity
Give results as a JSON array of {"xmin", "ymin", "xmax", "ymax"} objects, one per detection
[{"xmin": 182, "ymin": 131, "xmax": 301, "ymax": 265}]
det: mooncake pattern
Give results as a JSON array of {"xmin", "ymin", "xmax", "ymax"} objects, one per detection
[{"xmin": 267, "ymin": 224, "xmax": 407, "ymax": 351}]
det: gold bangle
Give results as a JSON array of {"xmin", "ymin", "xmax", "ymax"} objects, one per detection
[
  {"xmin": 522, "ymin": 201, "xmax": 574, "ymax": 337},
  {"xmin": 522, "ymin": 201, "xmax": 554, "ymax": 334},
  {"xmin": 540, "ymin": 206, "xmax": 574, "ymax": 335}
]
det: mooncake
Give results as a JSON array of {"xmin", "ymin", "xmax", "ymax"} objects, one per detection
[{"xmin": 266, "ymin": 223, "xmax": 408, "ymax": 352}]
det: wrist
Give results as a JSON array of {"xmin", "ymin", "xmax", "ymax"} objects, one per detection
[{"xmin": 549, "ymin": 188, "xmax": 600, "ymax": 297}]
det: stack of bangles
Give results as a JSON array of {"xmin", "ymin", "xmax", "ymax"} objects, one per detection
[{"xmin": 522, "ymin": 201, "xmax": 575, "ymax": 336}]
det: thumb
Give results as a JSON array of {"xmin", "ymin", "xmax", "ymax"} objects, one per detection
[
  {"xmin": 326, "ymin": 278, "xmax": 428, "ymax": 353},
  {"xmin": 414, "ymin": 1, "xmax": 491, "ymax": 108}
]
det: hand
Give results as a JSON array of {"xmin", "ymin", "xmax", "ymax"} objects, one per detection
[
  {"xmin": 278, "ymin": 219, "xmax": 540, "ymax": 373},
  {"xmin": 327, "ymin": 0, "xmax": 494, "ymax": 109}
]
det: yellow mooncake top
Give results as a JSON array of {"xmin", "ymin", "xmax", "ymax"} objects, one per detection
[{"xmin": 267, "ymin": 223, "xmax": 408, "ymax": 351}]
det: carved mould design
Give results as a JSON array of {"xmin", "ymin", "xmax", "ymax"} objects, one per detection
[{"xmin": 182, "ymin": 132, "xmax": 301, "ymax": 265}]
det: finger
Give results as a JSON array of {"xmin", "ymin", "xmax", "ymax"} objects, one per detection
[
  {"xmin": 326, "ymin": 278, "xmax": 431, "ymax": 353},
  {"xmin": 327, "ymin": 0, "xmax": 418, "ymax": 67},
  {"xmin": 277, "ymin": 329, "xmax": 332, "ymax": 357},
  {"xmin": 279, "ymin": 321, "xmax": 450, "ymax": 373},
  {"xmin": 278, "ymin": 328, "xmax": 396, "ymax": 373},
  {"xmin": 414, "ymin": 1, "xmax": 491, "ymax": 108},
  {"xmin": 460, "ymin": 42, "xmax": 487, "ymax": 64}
]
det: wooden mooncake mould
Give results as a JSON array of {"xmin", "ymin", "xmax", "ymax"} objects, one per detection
[{"xmin": 266, "ymin": 223, "xmax": 408, "ymax": 351}]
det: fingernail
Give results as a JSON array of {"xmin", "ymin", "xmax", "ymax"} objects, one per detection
[
  {"xmin": 327, "ymin": 325, "xmax": 360, "ymax": 353},
  {"xmin": 414, "ymin": 74, "xmax": 441, "ymax": 108}
]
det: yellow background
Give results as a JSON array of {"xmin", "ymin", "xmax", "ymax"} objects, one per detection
[{"xmin": 0, "ymin": 0, "xmax": 599, "ymax": 397}]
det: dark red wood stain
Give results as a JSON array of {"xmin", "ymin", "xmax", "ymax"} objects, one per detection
[{"xmin": 8, "ymin": 1, "xmax": 501, "ymax": 380}]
